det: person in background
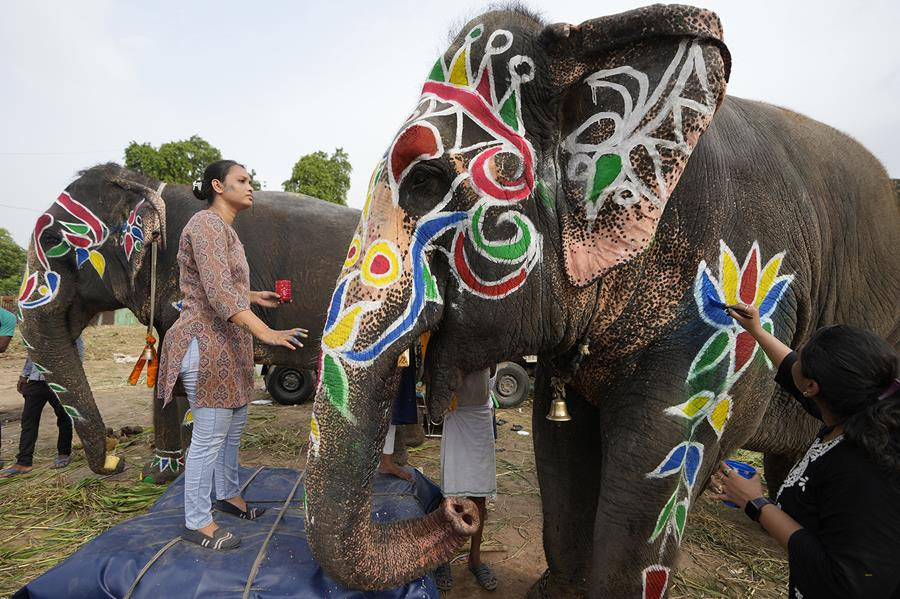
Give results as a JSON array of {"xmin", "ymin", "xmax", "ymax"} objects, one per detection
[
  {"xmin": 0, "ymin": 306, "xmax": 17, "ymax": 469},
  {"xmin": 711, "ymin": 302, "xmax": 900, "ymax": 598},
  {"xmin": 434, "ymin": 366, "xmax": 499, "ymax": 592},
  {"xmin": 1, "ymin": 336, "xmax": 84, "ymax": 477},
  {"xmin": 379, "ymin": 344, "xmax": 420, "ymax": 481}
]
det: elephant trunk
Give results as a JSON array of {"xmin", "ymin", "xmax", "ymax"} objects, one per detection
[
  {"xmin": 20, "ymin": 311, "xmax": 121, "ymax": 474},
  {"xmin": 305, "ymin": 357, "xmax": 479, "ymax": 590}
]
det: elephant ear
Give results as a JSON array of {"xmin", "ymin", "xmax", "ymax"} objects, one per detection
[
  {"xmin": 538, "ymin": 5, "xmax": 731, "ymax": 287},
  {"xmin": 112, "ymin": 176, "xmax": 167, "ymax": 282}
]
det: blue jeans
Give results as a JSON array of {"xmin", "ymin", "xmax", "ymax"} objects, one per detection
[{"xmin": 181, "ymin": 339, "xmax": 248, "ymax": 530}]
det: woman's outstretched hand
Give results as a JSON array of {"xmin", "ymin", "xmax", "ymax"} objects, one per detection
[
  {"xmin": 261, "ymin": 327, "xmax": 308, "ymax": 349},
  {"xmin": 251, "ymin": 290, "xmax": 282, "ymax": 308},
  {"xmin": 726, "ymin": 302, "xmax": 762, "ymax": 335}
]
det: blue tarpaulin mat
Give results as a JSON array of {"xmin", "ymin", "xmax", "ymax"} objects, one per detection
[{"xmin": 14, "ymin": 466, "xmax": 442, "ymax": 599}]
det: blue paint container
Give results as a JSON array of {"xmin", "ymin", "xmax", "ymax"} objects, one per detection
[{"xmin": 722, "ymin": 459, "xmax": 757, "ymax": 508}]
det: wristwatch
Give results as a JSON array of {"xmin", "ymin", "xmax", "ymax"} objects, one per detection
[{"xmin": 745, "ymin": 497, "xmax": 774, "ymax": 522}]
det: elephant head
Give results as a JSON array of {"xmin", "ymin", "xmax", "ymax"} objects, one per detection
[
  {"xmin": 18, "ymin": 164, "xmax": 173, "ymax": 474},
  {"xmin": 305, "ymin": 4, "xmax": 730, "ymax": 589}
]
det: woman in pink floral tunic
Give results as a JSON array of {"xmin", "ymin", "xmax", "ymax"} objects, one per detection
[{"xmin": 158, "ymin": 160, "xmax": 306, "ymax": 550}]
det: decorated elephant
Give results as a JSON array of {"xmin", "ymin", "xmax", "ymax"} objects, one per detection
[
  {"xmin": 303, "ymin": 4, "xmax": 899, "ymax": 598},
  {"xmin": 17, "ymin": 163, "xmax": 359, "ymax": 482}
]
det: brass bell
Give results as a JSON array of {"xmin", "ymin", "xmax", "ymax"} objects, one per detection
[
  {"xmin": 396, "ymin": 348, "xmax": 410, "ymax": 368},
  {"xmin": 142, "ymin": 346, "xmax": 154, "ymax": 361},
  {"xmin": 546, "ymin": 398, "xmax": 572, "ymax": 422}
]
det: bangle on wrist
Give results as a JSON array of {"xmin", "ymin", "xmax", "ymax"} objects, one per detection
[{"xmin": 744, "ymin": 497, "xmax": 774, "ymax": 522}]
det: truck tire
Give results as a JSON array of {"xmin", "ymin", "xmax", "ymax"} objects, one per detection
[
  {"xmin": 265, "ymin": 366, "xmax": 316, "ymax": 405},
  {"xmin": 493, "ymin": 361, "xmax": 530, "ymax": 408}
]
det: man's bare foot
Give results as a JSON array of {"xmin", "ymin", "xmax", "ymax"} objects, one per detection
[
  {"xmin": 378, "ymin": 453, "xmax": 413, "ymax": 481},
  {"xmin": 0, "ymin": 465, "xmax": 33, "ymax": 478}
]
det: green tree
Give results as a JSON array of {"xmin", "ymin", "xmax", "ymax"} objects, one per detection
[
  {"xmin": 124, "ymin": 135, "xmax": 261, "ymax": 190},
  {"xmin": 282, "ymin": 148, "xmax": 352, "ymax": 205},
  {"xmin": 0, "ymin": 228, "xmax": 27, "ymax": 296}
]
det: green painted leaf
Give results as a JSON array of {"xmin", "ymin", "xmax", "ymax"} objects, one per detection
[
  {"xmin": 588, "ymin": 154, "xmax": 622, "ymax": 205},
  {"xmin": 60, "ymin": 222, "xmax": 90, "ymax": 236},
  {"xmin": 427, "ymin": 59, "xmax": 445, "ymax": 82},
  {"xmin": 469, "ymin": 26, "xmax": 482, "ymax": 39},
  {"xmin": 46, "ymin": 242, "xmax": 70, "ymax": 258},
  {"xmin": 33, "ymin": 362, "xmax": 50, "ymax": 374},
  {"xmin": 499, "ymin": 94, "xmax": 518, "ymax": 131},
  {"xmin": 688, "ymin": 330, "xmax": 730, "ymax": 380},
  {"xmin": 423, "ymin": 262, "xmax": 439, "ymax": 301},
  {"xmin": 536, "ymin": 180, "xmax": 553, "ymax": 210},
  {"xmin": 674, "ymin": 501, "xmax": 688, "ymax": 538},
  {"xmin": 322, "ymin": 353, "xmax": 348, "ymax": 412},
  {"xmin": 48, "ymin": 382, "xmax": 67, "ymax": 394},
  {"xmin": 63, "ymin": 404, "xmax": 82, "ymax": 420},
  {"xmin": 650, "ymin": 490, "xmax": 679, "ymax": 542},
  {"xmin": 21, "ymin": 337, "xmax": 33, "ymax": 349}
]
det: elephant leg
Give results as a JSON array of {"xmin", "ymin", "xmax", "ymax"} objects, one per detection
[
  {"xmin": 20, "ymin": 311, "xmax": 123, "ymax": 474},
  {"xmin": 528, "ymin": 365, "xmax": 602, "ymax": 599},
  {"xmin": 588, "ymin": 400, "xmax": 716, "ymax": 599},
  {"xmin": 141, "ymin": 378, "xmax": 189, "ymax": 484}
]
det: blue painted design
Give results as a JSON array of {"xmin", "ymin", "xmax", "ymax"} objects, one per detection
[
  {"xmin": 699, "ymin": 271, "xmax": 732, "ymax": 326},
  {"xmin": 343, "ymin": 211, "xmax": 467, "ymax": 363},
  {"xmin": 325, "ymin": 278, "xmax": 347, "ymax": 331},
  {"xmin": 652, "ymin": 444, "xmax": 687, "ymax": 478},
  {"xmin": 758, "ymin": 278, "xmax": 788, "ymax": 319},
  {"xmin": 75, "ymin": 248, "xmax": 89, "ymax": 268},
  {"xmin": 683, "ymin": 444, "xmax": 702, "ymax": 489}
]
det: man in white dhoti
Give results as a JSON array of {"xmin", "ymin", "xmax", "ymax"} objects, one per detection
[{"xmin": 434, "ymin": 367, "xmax": 498, "ymax": 592}]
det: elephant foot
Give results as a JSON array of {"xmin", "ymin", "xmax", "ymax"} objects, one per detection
[
  {"xmin": 140, "ymin": 450, "xmax": 185, "ymax": 485},
  {"xmin": 526, "ymin": 569, "xmax": 588, "ymax": 599}
]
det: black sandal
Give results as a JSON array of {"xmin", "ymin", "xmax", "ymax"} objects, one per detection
[
  {"xmin": 181, "ymin": 526, "xmax": 240, "ymax": 550},
  {"xmin": 469, "ymin": 563, "xmax": 497, "ymax": 591},
  {"xmin": 214, "ymin": 499, "xmax": 266, "ymax": 520}
]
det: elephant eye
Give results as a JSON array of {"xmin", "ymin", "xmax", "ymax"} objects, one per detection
[{"xmin": 399, "ymin": 160, "xmax": 450, "ymax": 217}]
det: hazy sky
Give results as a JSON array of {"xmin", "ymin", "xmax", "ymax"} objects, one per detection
[{"xmin": 2, "ymin": 1, "xmax": 898, "ymax": 248}]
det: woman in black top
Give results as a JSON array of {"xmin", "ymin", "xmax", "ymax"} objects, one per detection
[{"xmin": 712, "ymin": 303, "xmax": 900, "ymax": 599}]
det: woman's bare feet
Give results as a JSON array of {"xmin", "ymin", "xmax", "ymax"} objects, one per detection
[{"xmin": 378, "ymin": 453, "xmax": 412, "ymax": 481}]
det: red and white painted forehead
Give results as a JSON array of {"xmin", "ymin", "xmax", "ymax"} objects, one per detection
[{"xmin": 386, "ymin": 24, "xmax": 537, "ymax": 203}]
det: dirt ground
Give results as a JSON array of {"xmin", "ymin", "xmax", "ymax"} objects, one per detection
[{"xmin": 0, "ymin": 325, "xmax": 789, "ymax": 598}]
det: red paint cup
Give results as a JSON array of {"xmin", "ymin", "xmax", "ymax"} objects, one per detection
[{"xmin": 275, "ymin": 279, "xmax": 292, "ymax": 303}]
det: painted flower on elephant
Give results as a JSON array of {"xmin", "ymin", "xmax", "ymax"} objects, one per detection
[
  {"xmin": 643, "ymin": 240, "xmax": 793, "ymax": 592},
  {"xmin": 693, "ymin": 240, "xmax": 792, "ymax": 383},
  {"xmin": 316, "ymin": 24, "xmax": 543, "ymax": 420},
  {"xmin": 121, "ymin": 199, "xmax": 145, "ymax": 261},
  {"xmin": 19, "ymin": 191, "xmax": 110, "ymax": 313}
]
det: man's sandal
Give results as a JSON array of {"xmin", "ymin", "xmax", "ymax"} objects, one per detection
[
  {"xmin": 214, "ymin": 499, "xmax": 266, "ymax": 520},
  {"xmin": 181, "ymin": 526, "xmax": 240, "ymax": 550},
  {"xmin": 434, "ymin": 563, "xmax": 452, "ymax": 591},
  {"xmin": 51, "ymin": 455, "xmax": 71, "ymax": 469},
  {"xmin": 469, "ymin": 563, "xmax": 498, "ymax": 591}
]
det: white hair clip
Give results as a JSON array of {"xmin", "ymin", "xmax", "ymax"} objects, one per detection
[{"xmin": 192, "ymin": 179, "xmax": 202, "ymax": 192}]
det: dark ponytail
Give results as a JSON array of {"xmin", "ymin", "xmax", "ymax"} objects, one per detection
[
  {"xmin": 801, "ymin": 324, "xmax": 900, "ymax": 477},
  {"xmin": 192, "ymin": 160, "xmax": 242, "ymax": 203}
]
